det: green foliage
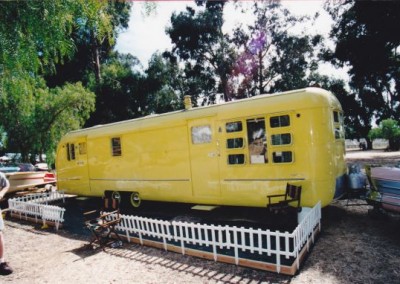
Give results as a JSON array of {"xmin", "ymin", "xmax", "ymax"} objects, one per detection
[
  {"xmin": 72, "ymin": 1, "xmax": 131, "ymax": 82},
  {"xmin": 85, "ymin": 52, "xmax": 146, "ymax": 125},
  {"xmin": 37, "ymin": 82, "xmax": 96, "ymax": 165},
  {"xmin": 0, "ymin": 0, "xmax": 77, "ymax": 76},
  {"xmin": 0, "ymin": 126, "xmax": 6, "ymax": 152},
  {"xmin": 325, "ymin": 0, "xmax": 400, "ymax": 140},
  {"xmin": 167, "ymin": 2, "xmax": 236, "ymax": 102},
  {"xmin": 368, "ymin": 128, "xmax": 382, "ymax": 141},
  {"xmin": 231, "ymin": 1, "xmax": 320, "ymax": 97},
  {"xmin": 307, "ymin": 73, "xmax": 356, "ymax": 136},
  {"xmin": 145, "ymin": 53, "xmax": 184, "ymax": 112},
  {"xmin": 0, "ymin": 78, "xmax": 95, "ymax": 163},
  {"xmin": 0, "ymin": 0, "xmax": 115, "ymax": 162},
  {"xmin": 166, "ymin": 1, "xmax": 322, "ymax": 103},
  {"xmin": 368, "ymin": 119, "xmax": 400, "ymax": 151}
]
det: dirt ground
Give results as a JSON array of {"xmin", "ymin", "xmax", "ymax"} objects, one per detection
[{"xmin": 1, "ymin": 149, "xmax": 400, "ymax": 283}]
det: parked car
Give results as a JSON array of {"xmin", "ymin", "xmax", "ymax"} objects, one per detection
[
  {"xmin": 0, "ymin": 163, "xmax": 20, "ymax": 173},
  {"xmin": 18, "ymin": 163, "xmax": 36, "ymax": 172},
  {"xmin": 34, "ymin": 163, "xmax": 49, "ymax": 171},
  {"xmin": 0, "ymin": 163, "xmax": 36, "ymax": 173}
]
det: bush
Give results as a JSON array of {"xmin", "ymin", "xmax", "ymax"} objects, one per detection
[{"xmin": 368, "ymin": 119, "xmax": 400, "ymax": 151}]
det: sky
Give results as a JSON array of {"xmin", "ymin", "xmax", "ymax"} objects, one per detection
[{"xmin": 115, "ymin": 1, "xmax": 347, "ymax": 80}]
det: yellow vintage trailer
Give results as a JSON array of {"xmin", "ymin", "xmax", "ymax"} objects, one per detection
[{"xmin": 55, "ymin": 87, "xmax": 346, "ymax": 209}]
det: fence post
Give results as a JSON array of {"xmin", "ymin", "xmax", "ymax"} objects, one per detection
[
  {"xmin": 233, "ymin": 227, "xmax": 239, "ymax": 265},
  {"xmin": 276, "ymin": 235, "xmax": 281, "ymax": 273},
  {"xmin": 211, "ymin": 225, "xmax": 217, "ymax": 261}
]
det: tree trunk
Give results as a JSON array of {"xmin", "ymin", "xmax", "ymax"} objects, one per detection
[
  {"xmin": 91, "ymin": 31, "xmax": 101, "ymax": 83},
  {"xmin": 365, "ymin": 137, "xmax": 373, "ymax": 150},
  {"xmin": 93, "ymin": 45, "xmax": 101, "ymax": 82},
  {"xmin": 222, "ymin": 75, "xmax": 229, "ymax": 102}
]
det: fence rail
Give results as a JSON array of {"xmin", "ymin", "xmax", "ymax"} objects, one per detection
[
  {"xmin": 110, "ymin": 201, "xmax": 321, "ymax": 275},
  {"xmin": 10, "ymin": 191, "xmax": 65, "ymax": 204},
  {"xmin": 8, "ymin": 191, "xmax": 66, "ymax": 230}
]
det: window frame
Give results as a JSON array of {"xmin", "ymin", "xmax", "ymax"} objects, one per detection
[
  {"xmin": 333, "ymin": 110, "xmax": 345, "ymax": 140},
  {"xmin": 246, "ymin": 117, "xmax": 268, "ymax": 164},
  {"xmin": 66, "ymin": 143, "xmax": 76, "ymax": 161},
  {"xmin": 227, "ymin": 154, "xmax": 245, "ymax": 165},
  {"xmin": 191, "ymin": 125, "xmax": 212, "ymax": 144},
  {"xmin": 271, "ymin": 133, "xmax": 292, "ymax": 146},
  {"xmin": 226, "ymin": 137, "xmax": 244, "ymax": 149},
  {"xmin": 111, "ymin": 137, "xmax": 122, "ymax": 157},
  {"xmin": 270, "ymin": 114, "xmax": 290, "ymax": 128},
  {"xmin": 78, "ymin": 142, "xmax": 87, "ymax": 155},
  {"xmin": 225, "ymin": 121, "xmax": 243, "ymax": 133},
  {"xmin": 272, "ymin": 151, "xmax": 293, "ymax": 163}
]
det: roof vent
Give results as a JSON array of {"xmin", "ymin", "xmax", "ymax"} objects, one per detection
[{"xmin": 184, "ymin": 95, "xmax": 192, "ymax": 110}]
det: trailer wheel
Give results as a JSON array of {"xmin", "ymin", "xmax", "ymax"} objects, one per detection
[
  {"xmin": 111, "ymin": 191, "xmax": 121, "ymax": 202},
  {"xmin": 130, "ymin": 192, "xmax": 141, "ymax": 208}
]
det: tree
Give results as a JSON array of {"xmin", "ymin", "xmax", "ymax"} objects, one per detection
[
  {"xmin": 1, "ymin": 80, "xmax": 95, "ymax": 163},
  {"xmin": 167, "ymin": 1, "xmax": 237, "ymax": 103},
  {"xmin": 231, "ymin": 0, "xmax": 321, "ymax": 97},
  {"xmin": 0, "ymin": 1, "xmax": 112, "ymax": 162},
  {"xmin": 85, "ymin": 52, "xmax": 145, "ymax": 126},
  {"xmin": 325, "ymin": 0, "xmax": 400, "ymax": 145},
  {"xmin": 45, "ymin": 1, "xmax": 132, "ymax": 86},
  {"xmin": 368, "ymin": 119, "xmax": 400, "ymax": 151},
  {"xmin": 35, "ymin": 83, "xmax": 96, "ymax": 164},
  {"xmin": 0, "ymin": 0, "xmax": 79, "ymax": 79},
  {"xmin": 145, "ymin": 53, "xmax": 184, "ymax": 113},
  {"xmin": 307, "ymin": 73, "xmax": 361, "ymax": 138}
]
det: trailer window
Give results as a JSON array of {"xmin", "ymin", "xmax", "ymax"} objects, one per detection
[
  {"xmin": 111, "ymin": 137, "xmax": 122, "ymax": 156},
  {"xmin": 226, "ymin": 138, "xmax": 244, "ymax": 149},
  {"xmin": 226, "ymin": 121, "xmax": 242, "ymax": 133},
  {"xmin": 66, "ymin": 143, "xmax": 75, "ymax": 161},
  {"xmin": 228, "ymin": 154, "xmax": 245, "ymax": 165},
  {"xmin": 270, "ymin": 115, "xmax": 290, "ymax": 128},
  {"xmin": 271, "ymin": 133, "xmax": 292, "ymax": 145},
  {"xmin": 79, "ymin": 142, "xmax": 87, "ymax": 155},
  {"xmin": 333, "ymin": 111, "xmax": 339, "ymax": 123},
  {"xmin": 191, "ymin": 125, "xmax": 212, "ymax": 144},
  {"xmin": 272, "ymin": 151, "xmax": 293, "ymax": 163},
  {"xmin": 333, "ymin": 111, "xmax": 344, "ymax": 139},
  {"xmin": 247, "ymin": 118, "xmax": 267, "ymax": 164},
  {"xmin": 66, "ymin": 143, "xmax": 70, "ymax": 160}
]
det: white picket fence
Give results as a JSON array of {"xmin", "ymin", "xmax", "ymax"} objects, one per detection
[
  {"xmin": 10, "ymin": 191, "xmax": 65, "ymax": 204},
  {"xmin": 8, "ymin": 191, "xmax": 66, "ymax": 230},
  {"xmin": 110, "ymin": 202, "xmax": 321, "ymax": 274}
]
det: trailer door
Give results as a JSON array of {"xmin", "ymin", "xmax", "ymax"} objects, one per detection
[
  {"xmin": 75, "ymin": 138, "xmax": 90, "ymax": 192},
  {"xmin": 188, "ymin": 118, "xmax": 221, "ymax": 199},
  {"xmin": 58, "ymin": 137, "xmax": 90, "ymax": 195}
]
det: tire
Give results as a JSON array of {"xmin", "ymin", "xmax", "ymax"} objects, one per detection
[{"xmin": 130, "ymin": 192, "xmax": 141, "ymax": 208}]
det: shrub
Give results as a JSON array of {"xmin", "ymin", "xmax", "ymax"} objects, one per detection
[{"xmin": 368, "ymin": 119, "xmax": 400, "ymax": 151}]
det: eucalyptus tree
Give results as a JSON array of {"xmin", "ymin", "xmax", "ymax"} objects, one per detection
[
  {"xmin": 324, "ymin": 0, "xmax": 400, "ymax": 145},
  {"xmin": 167, "ymin": 1, "xmax": 237, "ymax": 102},
  {"xmin": 85, "ymin": 52, "xmax": 145, "ymax": 126},
  {"xmin": 144, "ymin": 53, "xmax": 185, "ymax": 113},
  {"xmin": 230, "ymin": 0, "xmax": 322, "ymax": 98},
  {"xmin": 46, "ymin": 1, "xmax": 131, "ymax": 86}
]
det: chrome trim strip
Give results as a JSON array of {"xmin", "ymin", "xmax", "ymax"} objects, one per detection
[
  {"xmin": 90, "ymin": 178, "xmax": 190, "ymax": 182},
  {"xmin": 224, "ymin": 178, "xmax": 305, "ymax": 182}
]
